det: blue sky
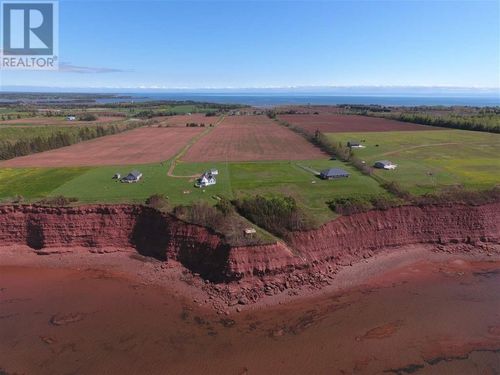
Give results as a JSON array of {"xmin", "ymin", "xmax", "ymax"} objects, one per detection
[{"xmin": 1, "ymin": 0, "xmax": 499, "ymax": 91}]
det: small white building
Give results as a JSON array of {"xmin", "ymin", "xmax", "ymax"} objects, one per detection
[
  {"xmin": 67, "ymin": 115, "xmax": 76, "ymax": 121},
  {"xmin": 209, "ymin": 168, "xmax": 219, "ymax": 175}
]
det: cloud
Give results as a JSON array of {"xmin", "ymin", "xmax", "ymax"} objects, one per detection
[{"xmin": 58, "ymin": 62, "xmax": 127, "ymax": 74}]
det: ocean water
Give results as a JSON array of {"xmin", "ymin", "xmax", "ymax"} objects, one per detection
[{"xmin": 96, "ymin": 93, "xmax": 500, "ymax": 107}]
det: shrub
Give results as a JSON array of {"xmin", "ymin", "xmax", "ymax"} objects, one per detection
[
  {"xmin": 327, "ymin": 197, "xmax": 373, "ymax": 215},
  {"xmin": 234, "ymin": 195, "xmax": 315, "ymax": 237},
  {"xmin": 145, "ymin": 194, "xmax": 169, "ymax": 210},
  {"xmin": 382, "ymin": 181, "xmax": 412, "ymax": 200},
  {"xmin": 38, "ymin": 196, "xmax": 78, "ymax": 206},
  {"xmin": 216, "ymin": 197, "xmax": 234, "ymax": 215},
  {"xmin": 78, "ymin": 113, "xmax": 98, "ymax": 121}
]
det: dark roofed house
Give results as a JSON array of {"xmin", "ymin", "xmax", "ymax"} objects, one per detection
[
  {"xmin": 374, "ymin": 160, "xmax": 397, "ymax": 170},
  {"xmin": 347, "ymin": 140, "xmax": 363, "ymax": 148},
  {"xmin": 121, "ymin": 170, "xmax": 143, "ymax": 183},
  {"xmin": 320, "ymin": 168, "xmax": 350, "ymax": 180}
]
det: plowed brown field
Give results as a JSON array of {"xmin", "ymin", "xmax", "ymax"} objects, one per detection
[
  {"xmin": 278, "ymin": 114, "xmax": 440, "ymax": 133},
  {"xmin": 154, "ymin": 114, "xmax": 217, "ymax": 127},
  {"xmin": 0, "ymin": 127, "xmax": 203, "ymax": 167},
  {"xmin": 181, "ymin": 115, "xmax": 326, "ymax": 162}
]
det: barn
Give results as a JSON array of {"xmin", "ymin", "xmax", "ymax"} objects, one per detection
[{"xmin": 320, "ymin": 168, "xmax": 350, "ymax": 180}]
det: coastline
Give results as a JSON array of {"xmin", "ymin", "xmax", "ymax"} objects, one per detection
[{"xmin": 1, "ymin": 242, "xmax": 498, "ymax": 314}]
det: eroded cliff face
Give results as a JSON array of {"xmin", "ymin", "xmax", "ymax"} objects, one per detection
[
  {"xmin": 0, "ymin": 205, "xmax": 230, "ymax": 281},
  {"xmin": 0, "ymin": 203, "xmax": 498, "ymax": 283}
]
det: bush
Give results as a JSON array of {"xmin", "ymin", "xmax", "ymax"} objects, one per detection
[
  {"xmin": 411, "ymin": 186, "xmax": 500, "ymax": 206},
  {"xmin": 145, "ymin": 194, "xmax": 169, "ymax": 210},
  {"xmin": 38, "ymin": 196, "xmax": 78, "ymax": 206},
  {"xmin": 382, "ymin": 181, "xmax": 412, "ymax": 200},
  {"xmin": 234, "ymin": 195, "xmax": 315, "ymax": 237},
  {"xmin": 78, "ymin": 113, "xmax": 98, "ymax": 121},
  {"xmin": 327, "ymin": 197, "xmax": 373, "ymax": 215},
  {"xmin": 216, "ymin": 197, "xmax": 234, "ymax": 215}
]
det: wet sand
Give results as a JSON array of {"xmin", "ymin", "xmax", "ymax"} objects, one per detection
[{"xmin": 1, "ymin": 248, "xmax": 499, "ymax": 374}]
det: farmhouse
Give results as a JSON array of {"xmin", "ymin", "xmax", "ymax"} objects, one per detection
[
  {"xmin": 347, "ymin": 140, "xmax": 364, "ymax": 148},
  {"xmin": 67, "ymin": 115, "xmax": 76, "ymax": 121},
  {"xmin": 121, "ymin": 170, "xmax": 142, "ymax": 183},
  {"xmin": 320, "ymin": 168, "xmax": 350, "ymax": 180},
  {"xmin": 374, "ymin": 160, "xmax": 397, "ymax": 170},
  {"xmin": 195, "ymin": 172, "xmax": 216, "ymax": 188}
]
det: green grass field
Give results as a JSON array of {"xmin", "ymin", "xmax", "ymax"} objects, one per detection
[
  {"xmin": 327, "ymin": 130, "xmax": 500, "ymax": 194},
  {"xmin": 0, "ymin": 158, "xmax": 387, "ymax": 223}
]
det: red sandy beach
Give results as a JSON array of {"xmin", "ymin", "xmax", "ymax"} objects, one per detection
[{"xmin": 1, "ymin": 244, "xmax": 499, "ymax": 375}]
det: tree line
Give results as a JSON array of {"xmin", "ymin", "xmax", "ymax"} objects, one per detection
[
  {"xmin": 0, "ymin": 123, "xmax": 141, "ymax": 160},
  {"xmin": 368, "ymin": 112, "xmax": 500, "ymax": 133}
]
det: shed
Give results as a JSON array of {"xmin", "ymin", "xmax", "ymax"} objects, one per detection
[
  {"xmin": 374, "ymin": 160, "xmax": 397, "ymax": 170},
  {"xmin": 320, "ymin": 168, "xmax": 350, "ymax": 180},
  {"xmin": 66, "ymin": 115, "xmax": 76, "ymax": 121},
  {"xmin": 209, "ymin": 168, "xmax": 219, "ymax": 175},
  {"xmin": 112, "ymin": 172, "xmax": 121, "ymax": 179}
]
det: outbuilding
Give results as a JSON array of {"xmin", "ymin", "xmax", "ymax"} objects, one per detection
[
  {"xmin": 374, "ymin": 160, "xmax": 397, "ymax": 170},
  {"xmin": 66, "ymin": 115, "xmax": 76, "ymax": 121},
  {"xmin": 320, "ymin": 168, "xmax": 350, "ymax": 180}
]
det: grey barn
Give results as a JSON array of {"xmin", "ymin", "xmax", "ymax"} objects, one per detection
[{"xmin": 320, "ymin": 168, "xmax": 350, "ymax": 180}]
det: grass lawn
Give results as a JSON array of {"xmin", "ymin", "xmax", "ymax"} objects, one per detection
[
  {"xmin": 50, "ymin": 162, "xmax": 232, "ymax": 205},
  {"xmin": 0, "ymin": 158, "xmax": 386, "ymax": 224},
  {"xmin": 174, "ymin": 159, "xmax": 387, "ymax": 222},
  {"xmin": 0, "ymin": 168, "xmax": 90, "ymax": 199},
  {"xmin": 327, "ymin": 130, "xmax": 500, "ymax": 194}
]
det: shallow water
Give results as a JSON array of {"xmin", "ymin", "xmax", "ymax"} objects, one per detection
[{"xmin": 1, "ymin": 260, "xmax": 499, "ymax": 374}]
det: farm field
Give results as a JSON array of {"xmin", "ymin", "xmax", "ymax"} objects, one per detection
[
  {"xmin": 0, "ymin": 116, "xmax": 123, "ymax": 126},
  {"xmin": 0, "ymin": 127, "xmax": 204, "ymax": 167},
  {"xmin": 279, "ymin": 114, "xmax": 439, "ymax": 133},
  {"xmin": 182, "ymin": 115, "xmax": 326, "ymax": 162},
  {"xmin": 154, "ymin": 114, "xmax": 217, "ymax": 127},
  {"xmin": 327, "ymin": 130, "xmax": 500, "ymax": 194}
]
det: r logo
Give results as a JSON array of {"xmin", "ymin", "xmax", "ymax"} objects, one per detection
[{"xmin": 2, "ymin": 2, "xmax": 54, "ymax": 55}]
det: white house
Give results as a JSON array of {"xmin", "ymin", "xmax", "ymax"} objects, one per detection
[
  {"xmin": 195, "ymin": 172, "xmax": 216, "ymax": 188},
  {"xmin": 67, "ymin": 115, "xmax": 76, "ymax": 121}
]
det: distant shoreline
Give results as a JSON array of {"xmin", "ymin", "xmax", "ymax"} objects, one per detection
[{"xmin": 0, "ymin": 92, "xmax": 498, "ymax": 107}]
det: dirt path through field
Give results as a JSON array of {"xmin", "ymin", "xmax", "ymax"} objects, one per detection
[
  {"xmin": 376, "ymin": 142, "xmax": 461, "ymax": 157},
  {"xmin": 167, "ymin": 115, "xmax": 225, "ymax": 178}
]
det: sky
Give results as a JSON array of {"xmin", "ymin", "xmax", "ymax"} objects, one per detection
[{"xmin": 1, "ymin": 0, "xmax": 499, "ymax": 92}]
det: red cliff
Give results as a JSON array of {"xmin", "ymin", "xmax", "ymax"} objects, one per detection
[{"xmin": 0, "ymin": 203, "xmax": 498, "ymax": 283}]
